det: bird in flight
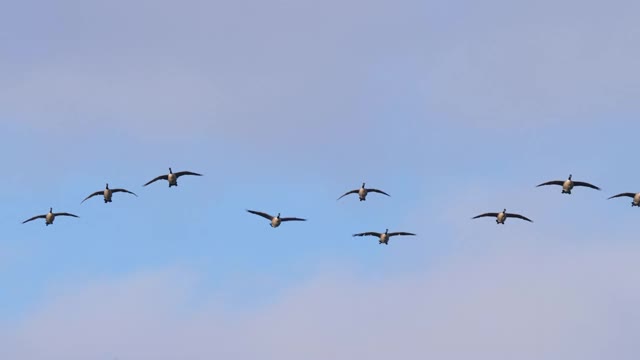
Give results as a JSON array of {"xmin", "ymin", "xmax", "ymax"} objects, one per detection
[
  {"xmin": 144, "ymin": 168, "xmax": 202, "ymax": 187},
  {"xmin": 246, "ymin": 210, "xmax": 306, "ymax": 228},
  {"xmin": 472, "ymin": 209, "xmax": 533, "ymax": 224},
  {"xmin": 22, "ymin": 208, "xmax": 79, "ymax": 226},
  {"xmin": 608, "ymin": 192, "xmax": 640, "ymax": 207},
  {"xmin": 337, "ymin": 182, "xmax": 390, "ymax": 201},
  {"xmin": 352, "ymin": 229, "xmax": 416, "ymax": 245},
  {"xmin": 81, "ymin": 183, "xmax": 137, "ymax": 204},
  {"xmin": 536, "ymin": 174, "xmax": 600, "ymax": 194}
]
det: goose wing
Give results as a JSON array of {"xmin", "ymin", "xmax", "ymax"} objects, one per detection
[
  {"xmin": 81, "ymin": 190, "xmax": 103, "ymax": 203},
  {"xmin": 22, "ymin": 214, "xmax": 46, "ymax": 224},
  {"xmin": 280, "ymin": 217, "xmax": 306, "ymax": 222},
  {"xmin": 572, "ymin": 181, "xmax": 601, "ymax": 190},
  {"xmin": 366, "ymin": 188, "xmax": 390, "ymax": 197},
  {"xmin": 352, "ymin": 232, "xmax": 382, "ymax": 237},
  {"xmin": 143, "ymin": 174, "xmax": 169, "ymax": 186},
  {"xmin": 174, "ymin": 171, "xmax": 202, "ymax": 178},
  {"xmin": 472, "ymin": 213, "xmax": 499, "ymax": 219},
  {"xmin": 246, "ymin": 210, "xmax": 274, "ymax": 220},
  {"xmin": 505, "ymin": 213, "xmax": 533, "ymax": 222},
  {"xmin": 112, "ymin": 188, "xmax": 138, "ymax": 197},
  {"xmin": 608, "ymin": 192, "xmax": 636, "ymax": 200},
  {"xmin": 536, "ymin": 180, "xmax": 564, "ymax": 187},
  {"xmin": 337, "ymin": 189, "xmax": 358, "ymax": 200},
  {"xmin": 388, "ymin": 232, "xmax": 416, "ymax": 237},
  {"xmin": 53, "ymin": 212, "xmax": 79, "ymax": 218}
]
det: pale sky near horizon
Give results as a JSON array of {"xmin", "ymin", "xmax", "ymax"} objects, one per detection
[{"xmin": 2, "ymin": 0, "xmax": 640, "ymax": 359}]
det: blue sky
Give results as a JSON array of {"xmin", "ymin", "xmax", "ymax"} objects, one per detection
[{"xmin": 2, "ymin": 0, "xmax": 640, "ymax": 358}]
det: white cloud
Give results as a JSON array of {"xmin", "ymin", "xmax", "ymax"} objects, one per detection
[{"xmin": 3, "ymin": 238, "xmax": 639, "ymax": 360}]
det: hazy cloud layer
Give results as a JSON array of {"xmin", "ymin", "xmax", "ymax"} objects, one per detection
[
  {"xmin": 3, "ymin": 238, "xmax": 639, "ymax": 360},
  {"xmin": 421, "ymin": 0, "xmax": 640, "ymax": 126},
  {"xmin": 2, "ymin": 0, "xmax": 638, "ymax": 144}
]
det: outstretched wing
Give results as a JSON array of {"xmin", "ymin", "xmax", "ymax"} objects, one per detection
[
  {"xmin": 506, "ymin": 213, "xmax": 533, "ymax": 222},
  {"xmin": 143, "ymin": 175, "xmax": 169, "ymax": 186},
  {"xmin": 81, "ymin": 190, "xmax": 103, "ymax": 203},
  {"xmin": 573, "ymin": 181, "xmax": 600, "ymax": 190},
  {"xmin": 472, "ymin": 213, "xmax": 499, "ymax": 219},
  {"xmin": 366, "ymin": 188, "xmax": 390, "ymax": 197},
  {"xmin": 54, "ymin": 212, "xmax": 79, "ymax": 218},
  {"xmin": 352, "ymin": 232, "xmax": 382, "ymax": 237},
  {"xmin": 280, "ymin": 217, "xmax": 306, "ymax": 222},
  {"xmin": 337, "ymin": 189, "xmax": 358, "ymax": 200},
  {"xmin": 388, "ymin": 232, "xmax": 416, "ymax": 237},
  {"xmin": 22, "ymin": 214, "xmax": 46, "ymax": 224},
  {"xmin": 112, "ymin": 188, "xmax": 138, "ymax": 197},
  {"xmin": 536, "ymin": 180, "xmax": 564, "ymax": 187},
  {"xmin": 174, "ymin": 171, "xmax": 202, "ymax": 178},
  {"xmin": 608, "ymin": 192, "xmax": 636, "ymax": 200},
  {"xmin": 246, "ymin": 209, "xmax": 274, "ymax": 220}
]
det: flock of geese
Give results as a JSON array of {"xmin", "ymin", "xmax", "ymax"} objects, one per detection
[
  {"xmin": 21, "ymin": 168, "xmax": 203, "ymax": 226},
  {"xmin": 19, "ymin": 171, "xmax": 640, "ymax": 245},
  {"xmin": 471, "ymin": 173, "xmax": 640, "ymax": 225},
  {"xmin": 19, "ymin": 171, "xmax": 414, "ymax": 245}
]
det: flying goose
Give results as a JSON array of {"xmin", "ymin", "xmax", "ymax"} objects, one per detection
[
  {"xmin": 143, "ymin": 168, "xmax": 202, "ymax": 187},
  {"xmin": 536, "ymin": 174, "xmax": 600, "ymax": 194},
  {"xmin": 22, "ymin": 208, "xmax": 79, "ymax": 226},
  {"xmin": 608, "ymin": 192, "xmax": 640, "ymax": 207},
  {"xmin": 352, "ymin": 229, "xmax": 416, "ymax": 245},
  {"xmin": 472, "ymin": 209, "xmax": 533, "ymax": 224},
  {"xmin": 337, "ymin": 183, "xmax": 390, "ymax": 201},
  {"xmin": 246, "ymin": 210, "xmax": 306, "ymax": 228},
  {"xmin": 81, "ymin": 183, "xmax": 137, "ymax": 204}
]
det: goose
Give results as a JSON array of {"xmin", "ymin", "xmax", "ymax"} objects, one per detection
[
  {"xmin": 143, "ymin": 168, "xmax": 202, "ymax": 187},
  {"xmin": 352, "ymin": 229, "xmax": 416, "ymax": 245},
  {"xmin": 246, "ymin": 210, "xmax": 306, "ymax": 228},
  {"xmin": 472, "ymin": 209, "xmax": 532, "ymax": 224},
  {"xmin": 22, "ymin": 208, "xmax": 79, "ymax": 226},
  {"xmin": 536, "ymin": 174, "xmax": 600, "ymax": 194},
  {"xmin": 337, "ymin": 183, "xmax": 390, "ymax": 201},
  {"xmin": 81, "ymin": 183, "xmax": 137, "ymax": 204},
  {"xmin": 608, "ymin": 192, "xmax": 640, "ymax": 207}
]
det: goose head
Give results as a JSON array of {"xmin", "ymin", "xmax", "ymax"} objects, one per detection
[
  {"xmin": 49, "ymin": 207, "xmax": 53, "ymax": 213},
  {"xmin": 503, "ymin": 208, "xmax": 507, "ymax": 214},
  {"xmin": 106, "ymin": 183, "xmax": 109, "ymax": 189},
  {"xmin": 276, "ymin": 213, "xmax": 281, "ymax": 219},
  {"xmin": 385, "ymin": 228, "xmax": 389, "ymax": 234},
  {"xmin": 362, "ymin": 182, "xmax": 366, "ymax": 188},
  {"xmin": 169, "ymin": 167, "xmax": 173, "ymax": 174},
  {"xmin": 568, "ymin": 174, "xmax": 572, "ymax": 180}
]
